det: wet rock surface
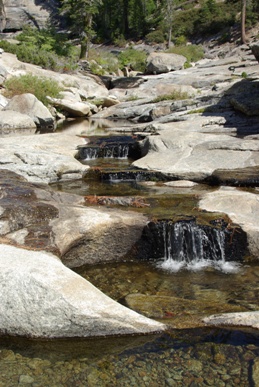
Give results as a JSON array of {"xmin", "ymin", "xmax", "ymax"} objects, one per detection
[
  {"xmin": 123, "ymin": 293, "xmax": 245, "ymax": 327},
  {"xmin": 0, "ymin": 170, "xmax": 147, "ymax": 267}
]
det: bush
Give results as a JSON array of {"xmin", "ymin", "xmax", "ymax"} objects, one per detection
[
  {"xmin": 0, "ymin": 39, "xmax": 78, "ymax": 72},
  {"xmin": 88, "ymin": 49, "xmax": 119, "ymax": 75},
  {"xmin": 4, "ymin": 74, "xmax": 63, "ymax": 106},
  {"xmin": 0, "ymin": 26, "xmax": 79, "ymax": 72},
  {"xmin": 145, "ymin": 30, "xmax": 165, "ymax": 44},
  {"xmin": 118, "ymin": 48, "xmax": 147, "ymax": 72},
  {"xmin": 167, "ymin": 44, "xmax": 204, "ymax": 63}
]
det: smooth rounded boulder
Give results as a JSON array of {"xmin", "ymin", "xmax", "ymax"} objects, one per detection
[
  {"xmin": 4, "ymin": 93, "xmax": 55, "ymax": 130},
  {"xmin": 0, "ymin": 244, "xmax": 166, "ymax": 338}
]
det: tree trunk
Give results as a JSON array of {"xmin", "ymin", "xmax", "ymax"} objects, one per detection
[{"xmin": 241, "ymin": 0, "xmax": 247, "ymax": 44}]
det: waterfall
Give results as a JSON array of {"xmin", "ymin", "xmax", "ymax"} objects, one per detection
[
  {"xmin": 102, "ymin": 144, "xmax": 130, "ymax": 159},
  {"xmin": 80, "ymin": 144, "xmax": 130, "ymax": 160},
  {"xmin": 82, "ymin": 147, "xmax": 99, "ymax": 160},
  {"xmin": 154, "ymin": 221, "xmax": 241, "ymax": 273}
]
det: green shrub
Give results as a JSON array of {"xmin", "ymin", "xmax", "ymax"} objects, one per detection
[
  {"xmin": 151, "ymin": 91, "xmax": 189, "ymax": 103},
  {"xmin": 174, "ymin": 35, "xmax": 187, "ymax": 46},
  {"xmin": 88, "ymin": 49, "xmax": 119, "ymax": 75},
  {"xmin": 166, "ymin": 44, "xmax": 204, "ymax": 63},
  {"xmin": 4, "ymin": 74, "xmax": 63, "ymax": 106},
  {"xmin": 118, "ymin": 48, "xmax": 147, "ymax": 72},
  {"xmin": 0, "ymin": 26, "xmax": 79, "ymax": 72},
  {"xmin": 145, "ymin": 30, "xmax": 165, "ymax": 44},
  {"xmin": 0, "ymin": 39, "xmax": 78, "ymax": 72}
]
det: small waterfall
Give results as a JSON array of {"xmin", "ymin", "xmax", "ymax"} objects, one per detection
[
  {"xmin": 102, "ymin": 144, "xmax": 130, "ymax": 159},
  {"xmin": 79, "ymin": 144, "xmax": 130, "ymax": 160},
  {"xmin": 160, "ymin": 221, "xmax": 225, "ymax": 267},
  {"xmin": 78, "ymin": 135, "xmax": 142, "ymax": 161},
  {"xmin": 81, "ymin": 147, "xmax": 99, "ymax": 160},
  {"xmin": 135, "ymin": 220, "xmax": 246, "ymax": 273}
]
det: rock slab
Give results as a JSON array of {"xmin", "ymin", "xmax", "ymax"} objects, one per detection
[{"xmin": 0, "ymin": 244, "xmax": 166, "ymax": 338}]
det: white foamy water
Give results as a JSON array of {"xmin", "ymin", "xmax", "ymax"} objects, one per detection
[{"xmin": 156, "ymin": 258, "xmax": 241, "ymax": 274}]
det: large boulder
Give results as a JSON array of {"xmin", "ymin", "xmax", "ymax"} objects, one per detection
[
  {"xmin": 4, "ymin": 93, "xmax": 55, "ymax": 130},
  {"xmin": 145, "ymin": 52, "xmax": 186, "ymax": 74},
  {"xmin": 47, "ymin": 96, "xmax": 97, "ymax": 118},
  {"xmin": 0, "ymin": 52, "xmax": 109, "ymax": 100},
  {"xmin": 199, "ymin": 187, "xmax": 259, "ymax": 258},
  {"xmin": 0, "ymin": 110, "xmax": 36, "ymax": 132},
  {"xmin": 132, "ymin": 118, "xmax": 259, "ymax": 181},
  {"xmin": 0, "ymin": 0, "xmax": 59, "ymax": 31},
  {"xmin": 0, "ymin": 244, "xmax": 166, "ymax": 338},
  {"xmin": 0, "ymin": 133, "xmax": 88, "ymax": 183},
  {"xmin": 251, "ymin": 41, "xmax": 259, "ymax": 63}
]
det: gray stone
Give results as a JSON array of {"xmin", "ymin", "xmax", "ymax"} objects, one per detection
[
  {"xmin": 0, "ymin": 133, "xmax": 88, "ymax": 184},
  {"xmin": 203, "ymin": 311, "xmax": 259, "ymax": 329},
  {"xmin": 0, "ymin": 244, "xmax": 166, "ymax": 338},
  {"xmin": 19, "ymin": 374, "xmax": 34, "ymax": 384},
  {"xmin": 0, "ymin": 170, "xmax": 147, "ymax": 267},
  {"xmin": 0, "ymin": 52, "xmax": 108, "ymax": 100},
  {"xmin": 251, "ymin": 41, "xmax": 259, "ymax": 63},
  {"xmin": 132, "ymin": 119, "xmax": 259, "ymax": 181},
  {"xmin": 164, "ymin": 180, "xmax": 198, "ymax": 188},
  {"xmin": 1, "ymin": 0, "xmax": 59, "ymax": 31},
  {"xmin": 145, "ymin": 52, "xmax": 186, "ymax": 74},
  {"xmin": 0, "ymin": 110, "xmax": 36, "ymax": 131},
  {"xmin": 47, "ymin": 97, "xmax": 93, "ymax": 117},
  {"xmin": 199, "ymin": 187, "xmax": 259, "ymax": 257},
  {"xmin": 4, "ymin": 93, "xmax": 54, "ymax": 129}
]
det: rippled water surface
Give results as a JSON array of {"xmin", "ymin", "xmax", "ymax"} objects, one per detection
[{"xmin": 1, "ymin": 120, "xmax": 259, "ymax": 386}]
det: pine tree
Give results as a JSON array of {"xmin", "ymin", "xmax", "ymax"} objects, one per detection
[{"xmin": 60, "ymin": 0, "xmax": 102, "ymax": 59}]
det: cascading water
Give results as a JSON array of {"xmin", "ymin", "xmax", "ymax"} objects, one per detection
[
  {"xmin": 136, "ymin": 220, "xmax": 245, "ymax": 273},
  {"xmin": 157, "ymin": 221, "xmax": 236, "ymax": 272},
  {"xmin": 80, "ymin": 144, "xmax": 130, "ymax": 160},
  {"xmin": 77, "ymin": 135, "xmax": 143, "ymax": 161}
]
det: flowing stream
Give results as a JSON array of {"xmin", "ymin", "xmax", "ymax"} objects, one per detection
[{"xmin": 1, "ymin": 119, "xmax": 259, "ymax": 386}]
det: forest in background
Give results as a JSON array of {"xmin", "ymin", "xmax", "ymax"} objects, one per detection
[{"xmin": 0, "ymin": 0, "xmax": 258, "ymax": 76}]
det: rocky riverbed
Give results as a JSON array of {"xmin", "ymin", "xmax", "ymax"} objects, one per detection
[{"xmin": 0, "ymin": 37, "xmax": 259, "ymax": 340}]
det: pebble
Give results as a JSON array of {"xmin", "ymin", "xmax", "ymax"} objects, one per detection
[{"xmin": 0, "ymin": 335, "xmax": 257, "ymax": 386}]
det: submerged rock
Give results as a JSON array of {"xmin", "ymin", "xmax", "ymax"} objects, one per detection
[
  {"xmin": 0, "ymin": 244, "xmax": 166, "ymax": 338},
  {"xmin": 124, "ymin": 293, "xmax": 246, "ymax": 329},
  {"xmin": 203, "ymin": 311, "xmax": 259, "ymax": 330}
]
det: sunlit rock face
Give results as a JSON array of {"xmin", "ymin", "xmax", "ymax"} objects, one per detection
[
  {"xmin": 0, "ymin": 244, "xmax": 166, "ymax": 338},
  {"xmin": 0, "ymin": 0, "xmax": 59, "ymax": 31}
]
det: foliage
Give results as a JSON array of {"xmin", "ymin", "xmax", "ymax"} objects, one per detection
[
  {"xmin": 118, "ymin": 48, "xmax": 147, "ymax": 72},
  {"xmin": 0, "ymin": 26, "xmax": 79, "ymax": 72},
  {"xmin": 151, "ymin": 90, "xmax": 190, "ymax": 103},
  {"xmin": 60, "ymin": 0, "xmax": 102, "ymax": 58},
  {"xmin": 4, "ymin": 74, "xmax": 63, "ymax": 106},
  {"xmin": 88, "ymin": 49, "xmax": 119, "ymax": 75},
  {"xmin": 193, "ymin": 0, "xmax": 237, "ymax": 36},
  {"xmin": 16, "ymin": 25, "xmax": 74, "ymax": 57},
  {"xmin": 145, "ymin": 30, "xmax": 165, "ymax": 44},
  {"xmin": 167, "ymin": 44, "xmax": 204, "ymax": 63}
]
